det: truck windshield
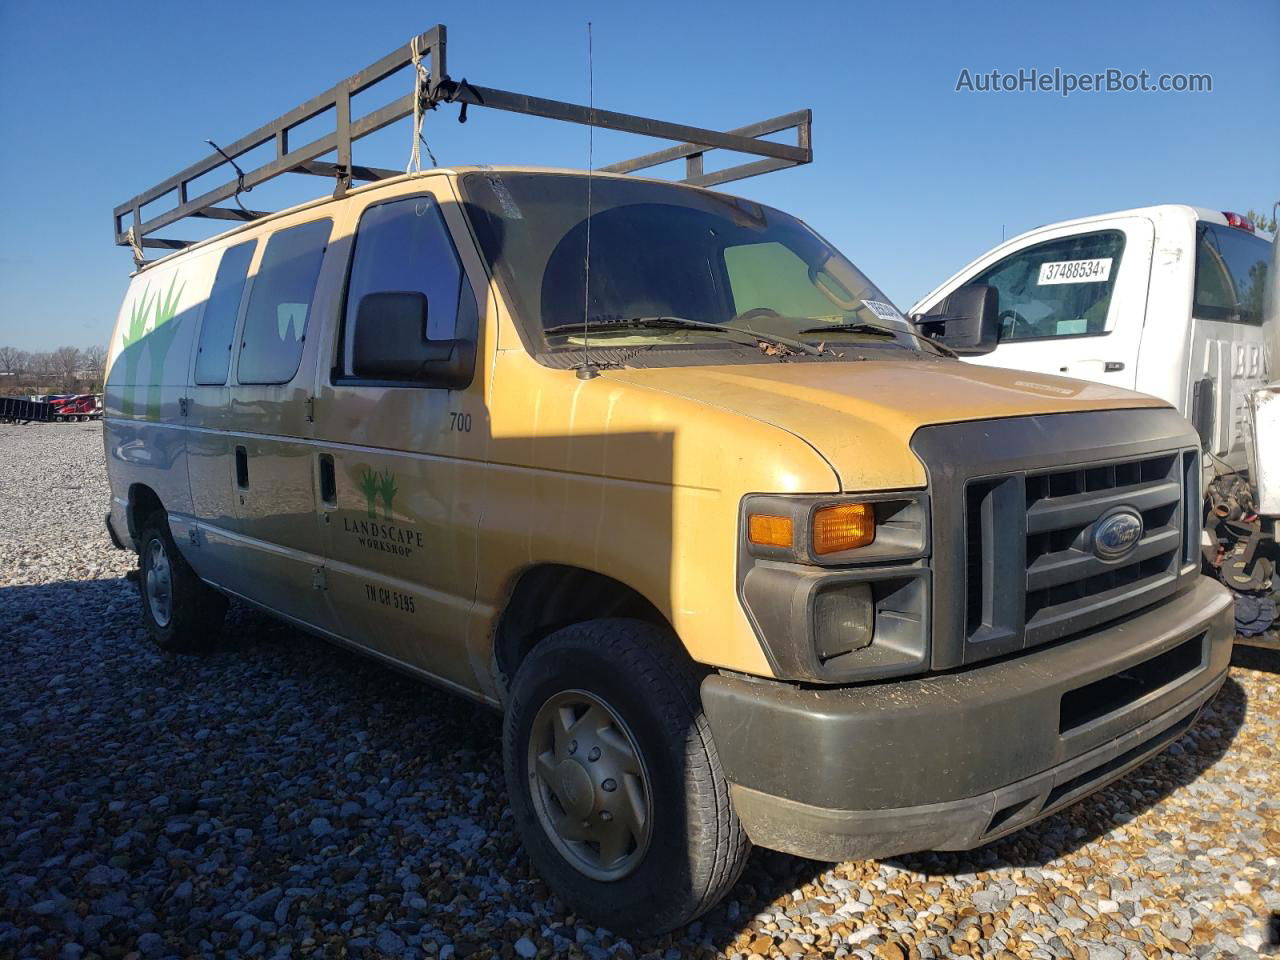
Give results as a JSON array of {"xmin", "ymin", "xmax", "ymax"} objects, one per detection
[{"xmin": 459, "ymin": 171, "xmax": 927, "ymax": 361}]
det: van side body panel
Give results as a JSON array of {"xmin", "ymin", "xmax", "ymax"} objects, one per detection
[
  {"xmin": 104, "ymin": 249, "xmax": 219, "ymax": 548},
  {"xmin": 312, "ymin": 178, "xmax": 492, "ymax": 692}
]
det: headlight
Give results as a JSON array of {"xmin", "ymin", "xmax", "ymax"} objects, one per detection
[
  {"xmin": 742, "ymin": 492, "xmax": 927, "ymax": 565},
  {"xmin": 738, "ymin": 492, "xmax": 931, "ymax": 683},
  {"xmin": 812, "ymin": 503, "xmax": 876, "ymax": 554},
  {"xmin": 813, "ymin": 582, "xmax": 874, "ymax": 660}
]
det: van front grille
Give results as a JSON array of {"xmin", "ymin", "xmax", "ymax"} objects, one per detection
[
  {"xmin": 1020, "ymin": 454, "xmax": 1183, "ymax": 647},
  {"xmin": 909, "ymin": 409, "xmax": 1203, "ymax": 670},
  {"xmin": 961, "ymin": 448, "xmax": 1197, "ymax": 661}
]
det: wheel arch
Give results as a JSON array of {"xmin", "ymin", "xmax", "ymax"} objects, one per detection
[
  {"xmin": 126, "ymin": 483, "xmax": 165, "ymax": 544},
  {"xmin": 492, "ymin": 563, "xmax": 674, "ymax": 692}
]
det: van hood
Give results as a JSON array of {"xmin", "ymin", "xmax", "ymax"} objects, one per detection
[{"xmin": 603, "ymin": 359, "xmax": 1167, "ymax": 491}]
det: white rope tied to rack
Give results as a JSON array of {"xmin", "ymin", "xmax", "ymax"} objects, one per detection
[
  {"xmin": 125, "ymin": 226, "xmax": 145, "ymax": 267},
  {"xmin": 406, "ymin": 35, "xmax": 432, "ymax": 174}
]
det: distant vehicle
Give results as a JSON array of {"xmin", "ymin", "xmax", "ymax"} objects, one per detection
[
  {"xmin": 912, "ymin": 206, "xmax": 1276, "ymax": 620},
  {"xmin": 50, "ymin": 393, "xmax": 103, "ymax": 422}
]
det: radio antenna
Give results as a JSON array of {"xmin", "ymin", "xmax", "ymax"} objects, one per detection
[{"xmin": 577, "ymin": 21, "xmax": 600, "ymax": 380}]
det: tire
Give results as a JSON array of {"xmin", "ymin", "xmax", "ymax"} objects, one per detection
[
  {"xmin": 137, "ymin": 514, "xmax": 227, "ymax": 653},
  {"xmin": 503, "ymin": 619, "xmax": 750, "ymax": 937}
]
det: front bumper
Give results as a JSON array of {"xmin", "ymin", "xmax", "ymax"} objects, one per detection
[
  {"xmin": 701, "ymin": 575, "xmax": 1233, "ymax": 861},
  {"xmin": 105, "ymin": 511, "xmax": 129, "ymax": 551}
]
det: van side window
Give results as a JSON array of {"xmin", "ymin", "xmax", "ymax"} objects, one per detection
[
  {"xmin": 970, "ymin": 230, "xmax": 1126, "ymax": 341},
  {"xmin": 340, "ymin": 195, "xmax": 467, "ymax": 377},
  {"xmin": 237, "ymin": 219, "xmax": 332, "ymax": 384},
  {"xmin": 1194, "ymin": 224, "xmax": 1269, "ymax": 325},
  {"xmin": 194, "ymin": 241, "xmax": 255, "ymax": 385}
]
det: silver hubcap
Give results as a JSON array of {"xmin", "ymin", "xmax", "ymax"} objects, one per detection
[
  {"xmin": 527, "ymin": 689, "xmax": 652, "ymax": 881},
  {"xmin": 144, "ymin": 539, "xmax": 173, "ymax": 628}
]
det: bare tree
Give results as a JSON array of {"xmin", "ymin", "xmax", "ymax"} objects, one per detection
[
  {"xmin": 25, "ymin": 352, "xmax": 53, "ymax": 394},
  {"xmin": 82, "ymin": 345, "xmax": 107, "ymax": 389},
  {"xmin": 0, "ymin": 346, "xmax": 29, "ymax": 381},
  {"xmin": 51, "ymin": 346, "xmax": 83, "ymax": 391}
]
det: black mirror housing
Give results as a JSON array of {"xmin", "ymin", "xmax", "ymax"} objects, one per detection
[
  {"xmin": 351, "ymin": 291, "xmax": 475, "ymax": 389},
  {"xmin": 914, "ymin": 284, "xmax": 1000, "ymax": 356}
]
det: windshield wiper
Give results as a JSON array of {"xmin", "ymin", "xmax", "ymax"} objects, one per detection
[
  {"xmin": 543, "ymin": 316, "xmax": 824, "ymax": 357},
  {"xmin": 797, "ymin": 321, "xmax": 956, "ymax": 358}
]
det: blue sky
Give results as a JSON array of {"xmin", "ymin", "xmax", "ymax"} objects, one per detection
[{"xmin": 0, "ymin": 0, "xmax": 1275, "ymax": 352}]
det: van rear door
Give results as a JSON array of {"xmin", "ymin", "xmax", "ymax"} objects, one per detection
[
  {"xmin": 1186, "ymin": 221, "xmax": 1272, "ymax": 465},
  {"xmin": 185, "ymin": 239, "xmax": 256, "ymax": 588},
  {"xmin": 913, "ymin": 216, "xmax": 1155, "ymax": 390},
  {"xmin": 215, "ymin": 215, "xmax": 341, "ymax": 632}
]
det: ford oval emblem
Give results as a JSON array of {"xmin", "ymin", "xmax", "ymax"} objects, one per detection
[{"xmin": 1093, "ymin": 509, "xmax": 1144, "ymax": 561}]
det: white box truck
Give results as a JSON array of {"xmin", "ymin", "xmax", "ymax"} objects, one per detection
[{"xmin": 911, "ymin": 205, "xmax": 1277, "ymax": 636}]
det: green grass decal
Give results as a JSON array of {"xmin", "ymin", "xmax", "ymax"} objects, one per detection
[
  {"xmin": 143, "ymin": 277, "xmax": 185, "ymax": 419},
  {"xmin": 358, "ymin": 467, "xmax": 381, "ymax": 519},
  {"xmin": 117, "ymin": 275, "xmax": 185, "ymax": 419},
  {"xmin": 119, "ymin": 286, "xmax": 153, "ymax": 418},
  {"xmin": 377, "ymin": 469, "xmax": 398, "ymax": 520}
]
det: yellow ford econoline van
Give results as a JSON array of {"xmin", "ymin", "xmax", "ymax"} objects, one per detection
[{"xmin": 104, "ymin": 167, "xmax": 1233, "ymax": 936}]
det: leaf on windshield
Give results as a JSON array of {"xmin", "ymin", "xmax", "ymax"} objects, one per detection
[{"xmin": 757, "ymin": 340, "xmax": 794, "ymax": 357}]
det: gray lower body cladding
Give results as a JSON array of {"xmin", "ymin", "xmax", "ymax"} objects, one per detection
[{"xmin": 701, "ymin": 575, "xmax": 1233, "ymax": 861}]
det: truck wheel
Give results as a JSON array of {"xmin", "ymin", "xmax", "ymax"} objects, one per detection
[
  {"xmin": 503, "ymin": 619, "xmax": 750, "ymax": 937},
  {"xmin": 138, "ymin": 516, "xmax": 227, "ymax": 653}
]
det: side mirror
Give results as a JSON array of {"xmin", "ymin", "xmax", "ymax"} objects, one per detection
[
  {"xmin": 351, "ymin": 291, "xmax": 475, "ymax": 389},
  {"xmin": 913, "ymin": 283, "xmax": 1000, "ymax": 356}
]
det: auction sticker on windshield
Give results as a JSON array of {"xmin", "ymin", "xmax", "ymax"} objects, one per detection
[
  {"xmin": 1037, "ymin": 258, "xmax": 1113, "ymax": 284},
  {"xmin": 861, "ymin": 299, "xmax": 905, "ymax": 322}
]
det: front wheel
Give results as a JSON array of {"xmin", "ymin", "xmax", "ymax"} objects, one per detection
[
  {"xmin": 138, "ymin": 516, "xmax": 227, "ymax": 653},
  {"xmin": 503, "ymin": 619, "xmax": 750, "ymax": 937}
]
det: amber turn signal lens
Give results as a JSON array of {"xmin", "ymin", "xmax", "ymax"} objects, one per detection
[
  {"xmin": 747, "ymin": 514, "xmax": 794, "ymax": 549},
  {"xmin": 812, "ymin": 503, "xmax": 875, "ymax": 555}
]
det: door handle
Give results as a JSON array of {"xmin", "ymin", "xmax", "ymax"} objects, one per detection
[
  {"xmin": 234, "ymin": 445, "xmax": 249, "ymax": 489},
  {"xmin": 318, "ymin": 454, "xmax": 336, "ymax": 505}
]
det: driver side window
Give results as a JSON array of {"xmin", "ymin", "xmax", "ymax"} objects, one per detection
[{"xmin": 971, "ymin": 230, "xmax": 1126, "ymax": 341}]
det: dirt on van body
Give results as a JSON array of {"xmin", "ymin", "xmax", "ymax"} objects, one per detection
[{"xmin": 1, "ymin": 422, "xmax": 1277, "ymax": 960}]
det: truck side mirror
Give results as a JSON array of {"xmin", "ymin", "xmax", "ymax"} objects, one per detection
[
  {"xmin": 351, "ymin": 291, "xmax": 475, "ymax": 390},
  {"xmin": 913, "ymin": 283, "xmax": 1000, "ymax": 356}
]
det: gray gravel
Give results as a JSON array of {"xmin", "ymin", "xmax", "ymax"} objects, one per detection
[{"xmin": 2, "ymin": 422, "xmax": 1278, "ymax": 960}]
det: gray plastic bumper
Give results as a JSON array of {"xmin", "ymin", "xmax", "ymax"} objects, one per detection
[
  {"xmin": 105, "ymin": 511, "xmax": 128, "ymax": 550},
  {"xmin": 701, "ymin": 576, "xmax": 1233, "ymax": 861}
]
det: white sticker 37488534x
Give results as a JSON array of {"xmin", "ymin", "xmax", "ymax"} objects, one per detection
[
  {"xmin": 1037, "ymin": 258, "xmax": 1113, "ymax": 285},
  {"xmin": 861, "ymin": 299, "xmax": 905, "ymax": 322}
]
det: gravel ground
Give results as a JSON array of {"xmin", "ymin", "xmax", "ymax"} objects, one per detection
[{"xmin": 1, "ymin": 422, "xmax": 1277, "ymax": 960}]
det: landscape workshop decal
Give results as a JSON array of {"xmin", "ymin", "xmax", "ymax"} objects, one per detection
[{"xmin": 347, "ymin": 466, "xmax": 422, "ymax": 558}]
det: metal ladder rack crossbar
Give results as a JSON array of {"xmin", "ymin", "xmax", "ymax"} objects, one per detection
[{"xmin": 113, "ymin": 24, "xmax": 813, "ymax": 257}]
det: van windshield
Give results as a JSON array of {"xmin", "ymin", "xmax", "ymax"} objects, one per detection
[{"xmin": 459, "ymin": 172, "xmax": 928, "ymax": 363}]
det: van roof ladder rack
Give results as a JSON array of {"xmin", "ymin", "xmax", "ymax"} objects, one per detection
[{"xmin": 113, "ymin": 24, "xmax": 813, "ymax": 263}]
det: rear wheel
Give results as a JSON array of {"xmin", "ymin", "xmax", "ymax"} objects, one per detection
[
  {"xmin": 503, "ymin": 619, "xmax": 750, "ymax": 937},
  {"xmin": 138, "ymin": 515, "xmax": 227, "ymax": 653}
]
